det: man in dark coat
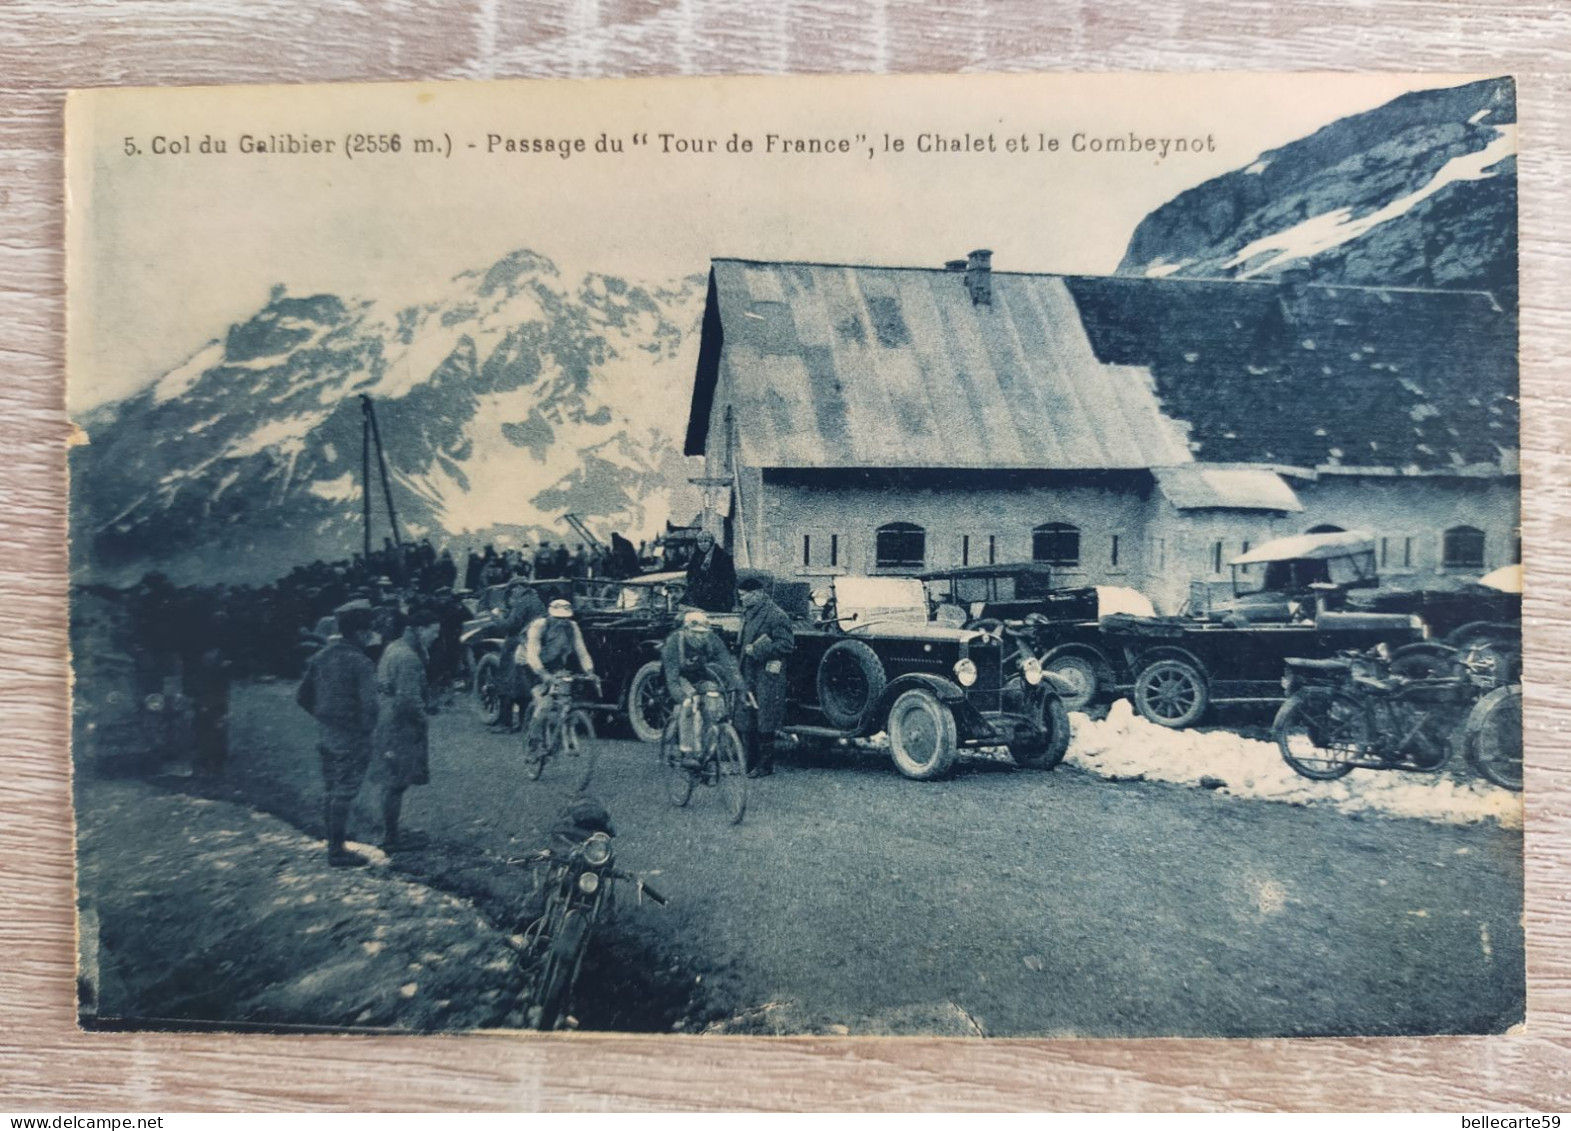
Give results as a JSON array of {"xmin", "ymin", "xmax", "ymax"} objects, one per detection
[
  {"xmin": 736, "ymin": 577, "xmax": 795, "ymax": 777},
  {"xmin": 684, "ymin": 530, "xmax": 737, "ymax": 613},
  {"xmin": 296, "ymin": 606, "xmax": 379, "ymax": 867},
  {"xmin": 534, "ymin": 541, "xmax": 558, "ymax": 580},
  {"xmin": 433, "ymin": 549, "xmax": 458, "ymax": 592},
  {"xmin": 606, "ymin": 532, "xmax": 640, "ymax": 580},
  {"xmin": 371, "ymin": 605, "xmax": 441, "ymax": 852},
  {"xmin": 494, "ymin": 581, "xmax": 547, "ymax": 731}
]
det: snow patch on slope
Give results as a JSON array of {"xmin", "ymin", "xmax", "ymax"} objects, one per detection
[
  {"xmin": 1226, "ymin": 125, "xmax": 1518, "ymax": 279},
  {"xmin": 154, "ymin": 342, "xmax": 226, "ymax": 404}
]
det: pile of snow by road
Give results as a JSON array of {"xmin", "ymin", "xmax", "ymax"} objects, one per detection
[{"xmin": 1066, "ymin": 700, "xmax": 1522, "ymax": 830}]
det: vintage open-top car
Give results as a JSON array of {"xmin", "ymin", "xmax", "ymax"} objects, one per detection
[
  {"xmin": 919, "ymin": 562, "xmax": 1155, "ymax": 712},
  {"xmin": 771, "ymin": 576, "xmax": 1073, "ymax": 780},
  {"xmin": 911, "ymin": 536, "xmax": 1428, "ymax": 729},
  {"xmin": 1193, "ymin": 529, "xmax": 1381, "ymax": 624},
  {"xmin": 1101, "ymin": 531, "xmax": 1429, "ymax": 728}
]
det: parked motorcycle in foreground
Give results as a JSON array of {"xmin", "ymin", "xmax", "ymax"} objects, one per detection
[
  {"xmin": 1273, "ymin": 641, "xmax": 1521, "ymax": 791},
  {"xmin": 512, "ymin": 804, "xmax": 666, "ymax": 1031}
]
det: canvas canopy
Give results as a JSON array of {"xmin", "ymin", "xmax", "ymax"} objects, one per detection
[{"xmin": 1230, "ymin": 530, "xmax": 1375, "ymax": 566}]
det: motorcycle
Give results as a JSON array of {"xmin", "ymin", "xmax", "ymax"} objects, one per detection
[
  {"xmin": 512, "ymin": 811, "xmax": 666, "ymax": 1031},
  {"xmin": 1273, "ymin": 640, "xmax": 1521, "ymax": 790}
]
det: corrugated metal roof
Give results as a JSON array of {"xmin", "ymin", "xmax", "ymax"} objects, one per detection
[
  {"xmin": 690, "ymin": 260, "xmax": 1194, "ymax": 470},
  {"xmin": 685, "ymin": 261, "xmax": 1518, "ymax": 476},
  {"xmin": 1153, "ymin": 465, "xmax": 1303, "ymax": 512}
]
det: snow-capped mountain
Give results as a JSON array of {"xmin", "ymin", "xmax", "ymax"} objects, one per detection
[
  {"xmin": 1117, "ymin": 77, "xmax": 1517, "ymax": 298},
  {"xmin": 72, "ymin": 251, "xmax": 707, "ymax": 584}
]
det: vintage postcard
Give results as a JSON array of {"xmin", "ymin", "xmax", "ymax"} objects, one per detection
[{"xmin": 66, "ymin": 73, "xmax": 1523, "ymax": 1037}]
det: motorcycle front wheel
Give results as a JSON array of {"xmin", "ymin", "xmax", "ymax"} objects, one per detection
[
  {"xmin": 1274, "ymin": 688, "xmax": 1366, "ymax": 781},
  {"xmin": 1466, "ymin": 684, "xmax": 1523, "ymax": 792}
]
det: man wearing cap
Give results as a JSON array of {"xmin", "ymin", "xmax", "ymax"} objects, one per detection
[
  {"xmin": 371, "ymin": 604, "xmax": 442, "ymax": 852},
  {"xmin": 736, "ymin": 577, "xmax": 795, "ymax": 777},
  {"xmin": 493, "ymin": 581, "xmax": 547, "ymax": 733},
  {"xmin": 521, "ymin": 598, "xmax": 597, "ymax": 710},
  {"xmin": 661, "ymin": 609, "xmax": 746, "ymax": 757},
  {"xmin": 296, "ymin": 605, "xmax": 380, "ymax": 867}
]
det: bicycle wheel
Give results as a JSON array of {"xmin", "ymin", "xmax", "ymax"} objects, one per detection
[
  {"xmin": 1273, "ymin": 688, "xmax": 1365, "ymax": 781},
  {"xmin": 566, "ymin": 710, "xmax": 598, "ymax": 791},
  {"xmin": 1466, "ymin": 685, "xmax": 1523, "ymax": 792},
  {"xmin": 714, "ymin": 723, "xmax": 748, "ymax": 825},
  {"xmin": 524, "ymin": 711, "xmax": 556, "ymax": 781},
  {"xmin": 661, "ymin": 718, "xmax": 694, "ymax": 807}
]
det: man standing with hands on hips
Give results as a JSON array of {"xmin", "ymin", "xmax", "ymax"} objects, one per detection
[{"xmin": 736, "ymin": 577, "xmax": 794, "ymax": 778}]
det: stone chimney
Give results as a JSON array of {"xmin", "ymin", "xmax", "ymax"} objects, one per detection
[
  {"xmin": 944, "ymin": 259, "xmax": 968, "ymax": 273},
  {"xmin": 965, "ymin": 248, "xmax": 993, "ymax": 306}
]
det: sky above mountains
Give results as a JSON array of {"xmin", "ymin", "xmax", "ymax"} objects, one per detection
[{"xmin": 67, "ymin": 73, "xmax": 1481, "ymax": 411}]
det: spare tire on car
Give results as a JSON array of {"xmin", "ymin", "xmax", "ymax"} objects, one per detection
[{"xmin": 816, "ymin": 639, "xmax": 888, "ymax": 732}]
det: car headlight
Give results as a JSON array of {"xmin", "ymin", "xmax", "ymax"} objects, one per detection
[
  {"xmin": 1410, "ymin": 615, "xmax": 1429, "ymax": 638},
  {"xmin": 1281, "ymin": 674, "xmax": 1294, "ymax": 693},
  {"xmin": 953, "ymin": 658, "xmax": 978, "ymax": 687},
  {"xmin": 1021, "ymin": 656, "xmax": 1043, "ymax": 686},
  {"xmin": 144, "ymin": 693, "xmax": 165, "ymax": 712},
  {"xmin": 577, "ymin": 871, "xmax": 601, "ymax": 895},
  {"xmin": 582, "ymin": 833, "xmax": 612, "ymax": 867}
]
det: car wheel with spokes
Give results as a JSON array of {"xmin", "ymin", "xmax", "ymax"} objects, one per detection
[
  {"xmin": 1043, "ymin": 653, "xmax": 1099, "ymax": 713},
  {"xmin": 475, "ymin": 653, "xmax": 503, "ymax": 726},
  {"xmin": 1133, "ymin": 658, "xmax": 1209, "ymax": 729},
  {"xmin": 626, "ymin": 660, "xmax": 671, "ymax": 744}
]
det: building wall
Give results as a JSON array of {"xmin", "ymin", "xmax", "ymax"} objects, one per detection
[
  {"xmin": 751, "ymin": 467, "xmax": 1521, "ymax": 615},
  {"xmin": 757, "ymin": 470, "xmax": 1156, "ymax": 592},
  {"xmin": 1292, "ymin": 474, "xmax": 1521, "ymax": 583},
  {"xmin": 1140, "ymin": 473, "xmax": 1522, "ymax": 612}
]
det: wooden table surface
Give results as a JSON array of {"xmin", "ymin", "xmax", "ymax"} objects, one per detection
[{"xmin": 4, "ymin": 0, "xmax": 1569, "ymax": 1111}]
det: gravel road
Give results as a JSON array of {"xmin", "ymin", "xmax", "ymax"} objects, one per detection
[{"xmin": 207, "ymin": 681, "xmax": 1522, "ymax": 1037}]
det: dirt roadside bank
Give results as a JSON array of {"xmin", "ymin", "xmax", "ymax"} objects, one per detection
[{"xmin": 77, "ymin": 777, "xmax": 531, "ymax": 1032}]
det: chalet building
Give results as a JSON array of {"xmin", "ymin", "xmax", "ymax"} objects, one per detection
[{"xmin": 682, "ymin": 252, "xmax": 1519, "ymax": 613}]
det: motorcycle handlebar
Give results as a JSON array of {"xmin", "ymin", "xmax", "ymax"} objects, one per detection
[{"xmin": 609, "ymin": 870, "xmax": 666, "ymax": 904}]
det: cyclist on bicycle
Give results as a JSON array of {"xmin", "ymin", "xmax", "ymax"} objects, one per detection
[
  {"xmin": 520, "ymin": 597, "xmax": 598, "ymax": 710},
  {"xmin": 661, "ymin": 608, "xmax": 745, "ymax": 757}
]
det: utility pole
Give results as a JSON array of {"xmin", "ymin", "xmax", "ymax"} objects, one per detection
[{"xmin": 359, "ymin": 395, "xmax": 404, "ymax": 555}]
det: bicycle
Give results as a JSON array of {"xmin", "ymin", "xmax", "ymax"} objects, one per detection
[
  {"xmin": 522, "ymin": 673, "xmax": 600, "ymax": 788},
  {"xmin": 659, "ymin": 683, "xmax": 747, "ymax": 824}
]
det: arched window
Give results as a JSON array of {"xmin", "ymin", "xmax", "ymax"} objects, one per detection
[
  {"xmin": 1443, "ymin": 525, "xmax": 1486, "ymax": 569},
  {"xmin": 1032, "ymin": 522, "xmax": 1081, "ymax": 566},
  {"xmin": 875, "ymin": 522, "xmax": 926, "ymax": 570}
]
